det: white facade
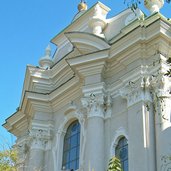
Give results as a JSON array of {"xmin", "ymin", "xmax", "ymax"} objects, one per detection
[{"xmin": 3, "ymin": 1, "xmax": 171, "ymax": 171}]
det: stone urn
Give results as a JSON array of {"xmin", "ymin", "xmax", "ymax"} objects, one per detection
[{"xmin": 144, "ymin": 0, "xmax": 164, "ymax": 14}]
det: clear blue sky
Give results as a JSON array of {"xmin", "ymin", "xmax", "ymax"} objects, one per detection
[{"xmin": 0, "ymin": 0, "xmax": 170, "ymax": 148}]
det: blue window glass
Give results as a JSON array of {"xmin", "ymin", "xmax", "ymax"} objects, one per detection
[
  {"xmin": 62, "ymin": 120, "xmax": 80, "ymax": 170},
  {"xmin": 115, "ymin": 137, "xmax": 128, "ymax": 171}
]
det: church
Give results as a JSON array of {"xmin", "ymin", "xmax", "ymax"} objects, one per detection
[{"xmin": 3, "ymin": 1, "xmax": 171, "ymax": 171}]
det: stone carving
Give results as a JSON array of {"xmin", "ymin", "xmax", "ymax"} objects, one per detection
[
  {"xmin": 150, "ymin": 71, "xmax": 171, "ymax": 98},
  {"xmin": 81, "ymin": 93, "xmax": 105, "ymax": 118},
  {"xmin": 29, "ymin": 128, "xmax": 52, "ymax": 150},
  {"xmin": 120, "ymin": 65, "xmax": 152, "ymax": 107},
  {"xmin": 150, "ymin": 71, "xmax": 171, "ymax": 125},
  {"xmin": 81, "ymin": 93, "xmax": 112, "ymax": 118}
]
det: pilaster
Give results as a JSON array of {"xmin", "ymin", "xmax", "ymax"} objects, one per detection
[
  {"xmin": 150, "ymin": 71, "xmax": 171, "ymax": 171},
  {"xmin": 150, "ymin": 71, "xmax": 171, "ymax": 130},
  {"xmin": 119, "ymin": 65, "xmax": 155, "ymax": 171}
]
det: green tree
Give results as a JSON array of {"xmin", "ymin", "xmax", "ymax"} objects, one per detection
[
  {"xmin": 0, "ymin": 148, "xmax": 17, "ymax": 171},
  {"xmin": 107, "ymin": 157, "xmax": 123, "ymax": 171}
]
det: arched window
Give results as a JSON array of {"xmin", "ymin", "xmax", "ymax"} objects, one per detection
[
  {"xmin": 62, "ymin": 120, "xmax": 80, "ymax": 170},
  {"xmin": 115, "ymin": 137, "xmax": 128, "ymax": 171}
]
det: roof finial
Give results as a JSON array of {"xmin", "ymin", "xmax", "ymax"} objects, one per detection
[
  {"xmin": 39, "ymin": 44, "xmax": 53, "ymax": 69},
  {"xmin": 78, "ymin": 0, "xmax": 87, "ymax": 12}
]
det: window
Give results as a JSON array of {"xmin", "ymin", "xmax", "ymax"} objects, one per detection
[
  {"xmin": 62, "ymin": 120, "xmax": 80, "ymax": 170},
  {"xmin": 115, "ymin": 137, "xmax": 128, "ymax": 171}
]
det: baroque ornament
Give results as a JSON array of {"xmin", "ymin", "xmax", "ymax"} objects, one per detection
[
  {"xmin": 120, "ymin": 65, "xmax": 154, "ymax": 107},
  {"xmin": 81, "ymin": 93, "xmax": 108, "ymax": 118},
  {"xmin": 29, "ymin": 128, "xmax": 52, "ymax": 150},
  {"xmin": 81, "ymin": 93, "xmax": 112, "ymax": 118}
]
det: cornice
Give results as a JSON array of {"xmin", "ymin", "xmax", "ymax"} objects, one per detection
[
  {"xmin": 109, "ymin": 15, "xmax": 171, "ymax": 60},
  {"xmin": 21, "ymin": 76, "xmax": 80, "ymax": 113},
  {"xmin": 67, "ymin": 49, "xmax": 109, "ymax": 79},
  {"xmin": 3, "ymin": 111, "xmax": 29, "ymax": 137}
]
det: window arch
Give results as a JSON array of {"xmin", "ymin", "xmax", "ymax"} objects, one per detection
[
  {"xmin": 62, "ymin": 120, "xmax": 80, "ymax": 170},
  {"xmin": 115, "ymin": 137, "xmax": 128, "ymax": 171}
]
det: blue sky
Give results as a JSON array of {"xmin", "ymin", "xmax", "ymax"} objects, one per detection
[{"xmin": 0, "ymin": 0, "xmax": 170, "ymax": 148}]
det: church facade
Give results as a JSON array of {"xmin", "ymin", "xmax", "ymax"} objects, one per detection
[{"xmin": 3, "ymin": 1, "xmax": 171, "ymax": 171}]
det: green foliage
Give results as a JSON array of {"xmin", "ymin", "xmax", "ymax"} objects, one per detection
[
  {"xmin": 107, "ymin": 157, "xmax": 123, "ymax": 171},
  {"xmin": 0, "ymin": 148, "xmax": 17, "ymax": 171}
]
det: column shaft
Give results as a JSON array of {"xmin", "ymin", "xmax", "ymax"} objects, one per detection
[{"xmin": 85, "ymin": 117, "xmax": 105, "ymax": 171}]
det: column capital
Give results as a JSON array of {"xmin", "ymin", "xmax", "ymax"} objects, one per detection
[
  {"xmin": 120, "ymin": 81, "xmax": 152, "ymax": 108},
  {"xmin": 81, "ymin": 93, "xmax": 107, "ymax": 118},
  {"xmin": 120, "ymin": 65, "xmax": 153, "ymax": 107},
  {"xmin": 150, "ymin": 72, "xmax": 171, "ymax": 98},
  {"xmin": 29, "ymin": 128, "xmax": 52, "ymax": 150}
]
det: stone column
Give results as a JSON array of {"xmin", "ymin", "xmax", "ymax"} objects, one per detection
[
  {"xmin": 28, "ymin": 129, "xmax": 51, "ymax": 171},
  {"xmin": 82, "ymin": 92, "xmax": 106, "ymax": 171}
]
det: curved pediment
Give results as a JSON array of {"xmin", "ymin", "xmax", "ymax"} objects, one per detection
[{"xmin": 65, "ymin": 32, "xmax": 110, "ymax": 55}]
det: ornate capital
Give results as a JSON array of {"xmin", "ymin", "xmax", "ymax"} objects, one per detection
[
  {"xmin": 120, "ymin": 81, "xmax": 152, "ymax": 108},
  {"xmin": 150, "ymin": 72, "xmax": 171, "ymax": 98},
  {"xmin": 29, "ymin": 128, "xmax": 52, "ymax": 150},
  {"xmin": 81, "ymin": 93, "xmax": 107, "ymax": 118},
  {"xmin": 120, "ymin": 65, "xmax": 153, "ymax": 107}
]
